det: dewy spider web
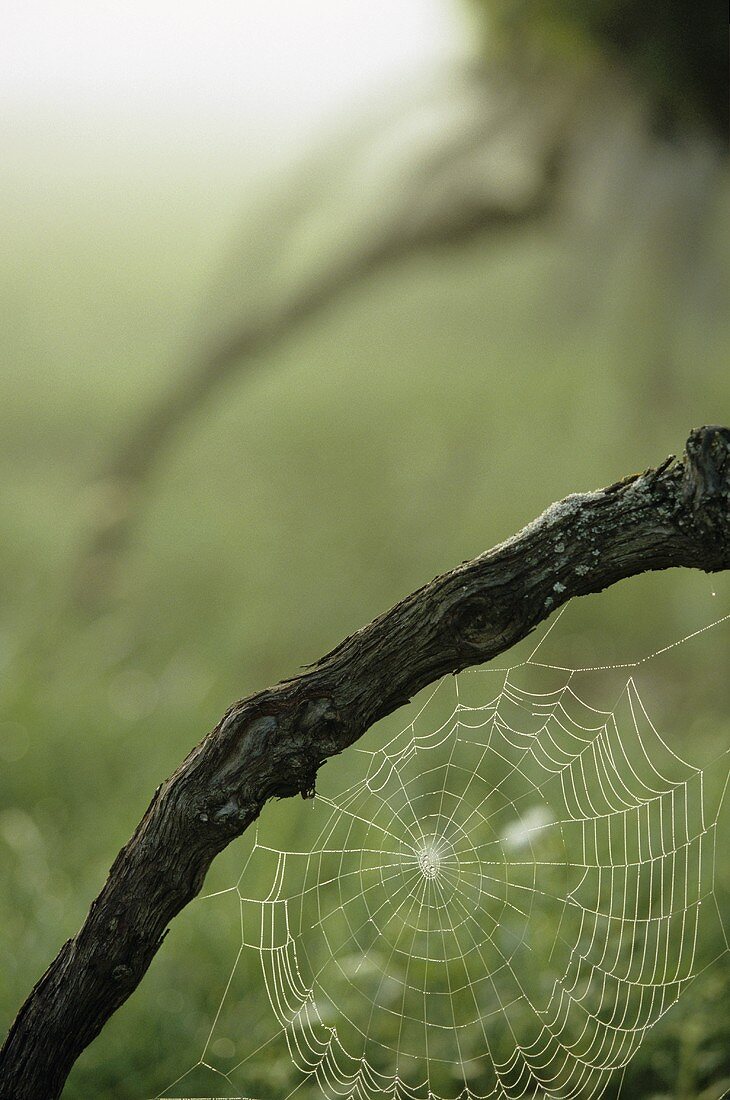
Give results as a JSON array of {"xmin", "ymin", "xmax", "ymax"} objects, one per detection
[{"xmin": 157, "ymin": 612, "xmax": 730, "ymax": 1100}]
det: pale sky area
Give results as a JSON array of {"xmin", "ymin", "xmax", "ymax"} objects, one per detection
[
  {"xmin": 1, "ymin": 0, "xmax": 481, "ymax": 392},
  {"xmin": 3, "ymin": 0, "xmax": 474, "ymax": 147}
]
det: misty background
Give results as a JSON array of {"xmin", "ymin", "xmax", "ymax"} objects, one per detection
[{"xmin": 1, "ymin": 1, "xmax": 728, "ymax": 1096}]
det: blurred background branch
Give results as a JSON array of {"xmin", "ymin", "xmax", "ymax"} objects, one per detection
[
  {"xmin": 1, "ymin": 2, "xmax": 728, "ymax": 1097},
  {"xmin": 75, "ymin": 0, "xmax": 727, "ymax": 610},
  {"xmin": 76, "ymin": 60, "xmax": 571, "ymax": 609}
]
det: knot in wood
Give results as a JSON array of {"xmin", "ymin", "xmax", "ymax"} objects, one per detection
[
  {"xmin": 111, "ymin": 964, "xmax": 133, "ymax": 983},
  {"xmin": 448, "ymin": 591, "xmax": 512, "ymax": 654},
  {"xmin": 209, "ymin": 798, "xmax": 260, "ymax": 829},
  {"xmin": 300, "ymin": 695, "xmax": 348, "ymax": 761},
  {"xmin": 275, "ymin": 745, "xmax": 321, "ymax": 800},
  {"xmin": 301, "ymin": 696, "xmax": 344, "ymax": 750}
]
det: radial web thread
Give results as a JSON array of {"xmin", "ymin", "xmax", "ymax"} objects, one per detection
[{"xmin": 157, "ymin": 613, "xmax": 729, "ymax": 1100}]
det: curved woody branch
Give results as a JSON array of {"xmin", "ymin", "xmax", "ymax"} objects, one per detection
[{"xmin": 2, "ymin": 425, "xmax": 729, "ymax": 1098}]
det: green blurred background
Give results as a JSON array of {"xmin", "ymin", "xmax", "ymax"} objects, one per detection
[{"xmin": 1, "ymin": 1, "xmax": 728, "ymax": 1096}]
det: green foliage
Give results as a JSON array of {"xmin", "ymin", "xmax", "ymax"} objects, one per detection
[{"xmin": 477, "ymin": 0, "xmax": 728, "ymax": 142}]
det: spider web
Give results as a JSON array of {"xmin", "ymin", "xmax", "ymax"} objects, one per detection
[{"xmin": 156, "ymin": 612, "xmax": 729, "ymax": 1100}]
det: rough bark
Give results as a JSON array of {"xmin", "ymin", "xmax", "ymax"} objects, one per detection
[{"xmin": 2, "ymin": 425, "xmax": 729, "ymax": 1099}]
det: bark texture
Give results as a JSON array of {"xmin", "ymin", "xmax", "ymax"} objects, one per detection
[{"xmin": 2, "ymin": 425, "xmax": 729, "ymax": 1099}]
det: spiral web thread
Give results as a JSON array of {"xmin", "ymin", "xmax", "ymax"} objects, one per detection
[{"xmin": 158, "ymin": 613, "xmax": 729, "ymax": 1100}]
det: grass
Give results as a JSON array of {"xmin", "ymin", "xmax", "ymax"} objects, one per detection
[{"xmin": 1, "ymin": 146, "xmax": 729, "ymax": 1098}]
